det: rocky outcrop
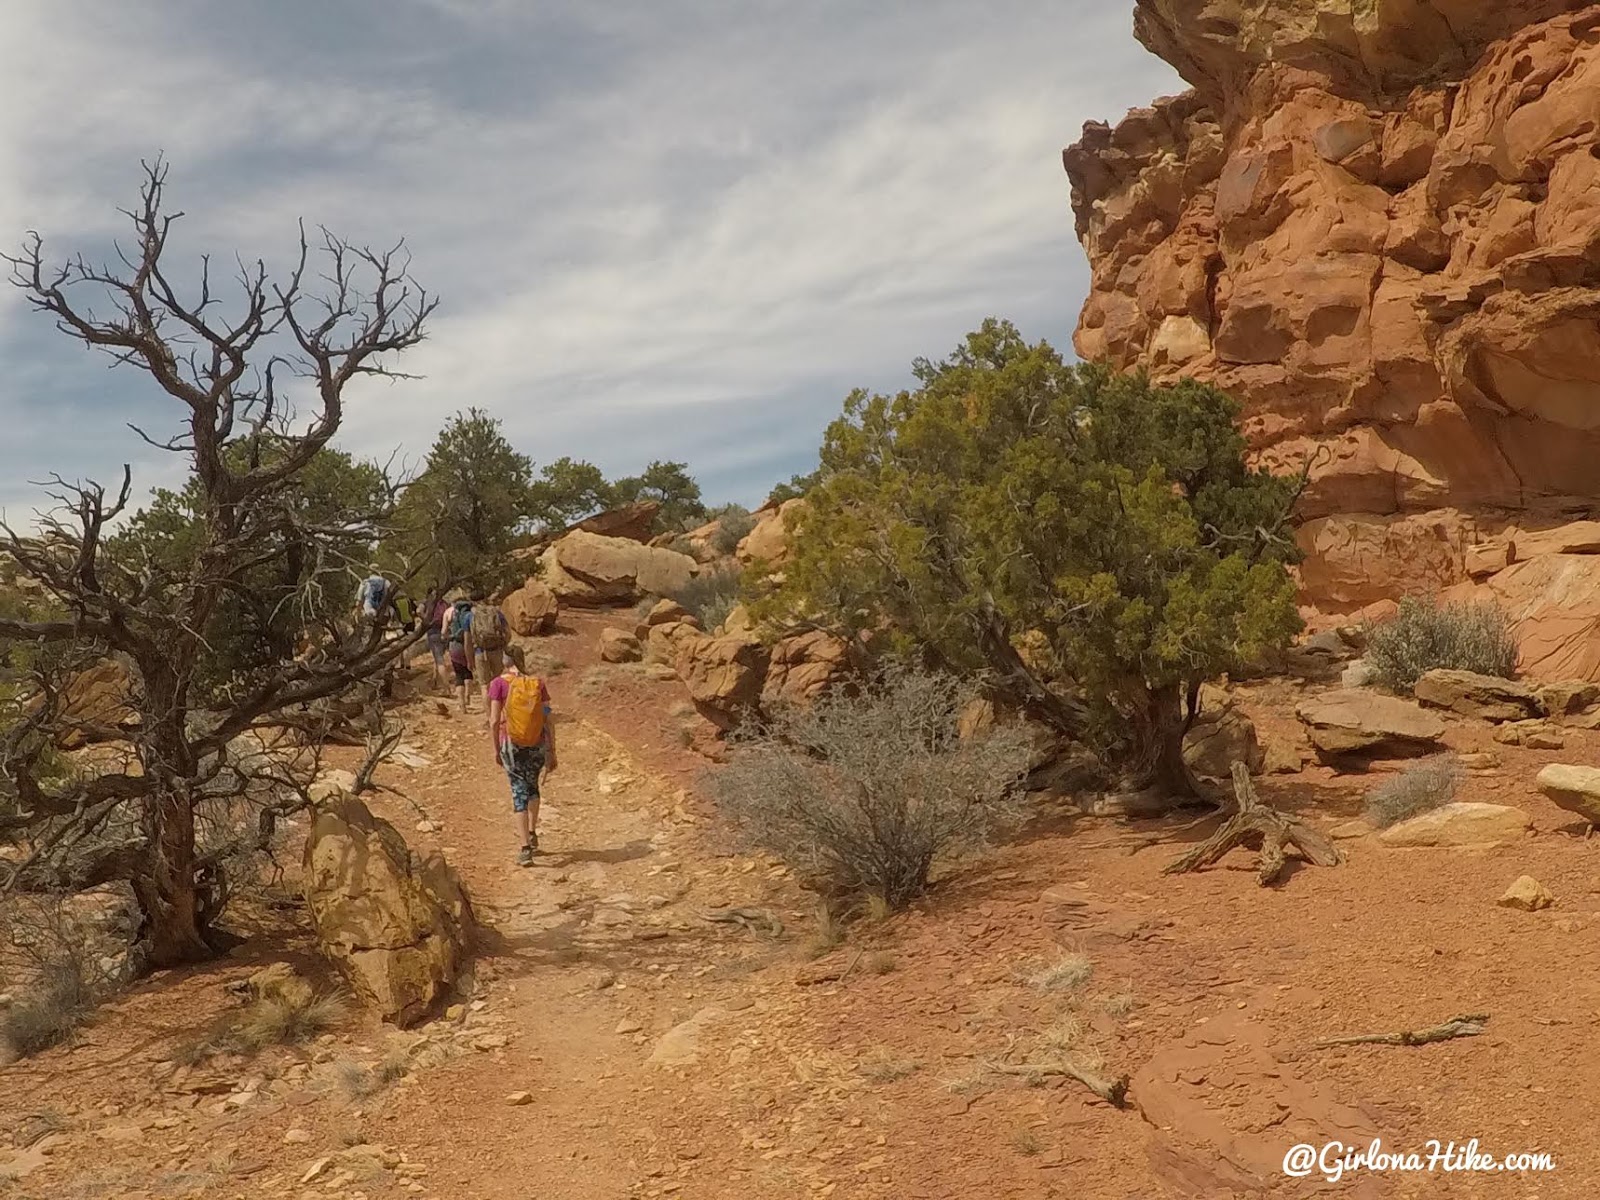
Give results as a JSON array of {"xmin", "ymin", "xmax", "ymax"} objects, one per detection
[
  {"xmin": 1068, "ymin": 2, "xmax": 1600, "ymax": 677},
  {"xmin": 675, "ymin": 633, "xmax": 767, "ymax": 730},
  {"xmin": 540, "ymin": 531, "xmax": 698, "ymax": 607},
  {"xmin": 1295, "ymin": 689, "xmax": 1445, "ymax": 760},
  {"xmin": 303, "ymin": 793, "xmax": 475, "ymax": 1026},
  {"xmin": 501, "ymin": 578, "xmax": 559, "ymax": 637},
  {"xmin": 760, "ymin": 629, "xmax": 852, "ymax": 709}
]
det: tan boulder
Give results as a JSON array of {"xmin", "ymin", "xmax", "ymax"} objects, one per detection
[
  {"xmin": 720, "ymin": 602, "xmax": 755, "ymax": 637},
  {"xmin": 541, "ymin": 531, "xmax": 697, "ymax": 607},
  {"xmin": 1536, "ymin": 681, "xmax": 1600, "ymax": 719},
  {"xmin": 1412, "ymin": 669, "xmax": 1541, "ymax": 723},
  {"xmin": 1498, "ymin": 875, "xmax": 1555, "ymax": 912},
  {"xmin": 599, "ymin": 628, "xmax": 643, "ymax": 664},
  {"xmin": 1182, "ymin": 686, "xmax": 1264, "ymax": 779},
  {"xmin": 302, "ymin": 794, "xmax": 475, "ymax": 1026},
  {"xmin": 737, "ymin": 499, "xmax": 804, "ymax": 567},
  {"xmin": 1535, "ymin": 763, "xmax": 1600, "ymax": 825},
  {"xmin": 501, "ymin": 578, "xmax": 559, "ymax": 637},
  {"xmin": 644, "ymin": 598, "xmax": 690, "ymax": 626},
  {"xmin": 760, "ymin": 630, "xmax": 852, "ymax": 709},
  {"xmin": 1295, "ymin": 689, "xmax": 1446, "ymax": 760},
  {"xmin": 675, "ymin": 633, "xmax": 768, "ymax": 730},
  {"xmin": 1377, "ymin": 802, "xmax": 1531, "ymax": 848},
  {"xmin": 644, "ymin": 619, "xmax": 706, "ymax": 666}
]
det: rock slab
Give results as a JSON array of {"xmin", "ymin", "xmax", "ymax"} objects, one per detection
[
  {"xmin": 1377, "ymin": 802, "xmax": 1531, "ymax": 848},
  {"xmin": 1295, "ymin": 689, "xmax": 1445, "ymax": 759}
]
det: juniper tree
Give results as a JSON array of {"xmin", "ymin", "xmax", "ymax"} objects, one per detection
[
  {"xmin": 756, "ymin": 319, "xmax": 1302, "ymax": 799},
  {"xmin": 0, "ymin": 162, "xmax": 434, "ymax": 966}
]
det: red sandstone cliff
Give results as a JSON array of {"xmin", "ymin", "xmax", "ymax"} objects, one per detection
[{"xmin": 1066, "ymin": 1, "xmax": 1600, "ymax": 678}]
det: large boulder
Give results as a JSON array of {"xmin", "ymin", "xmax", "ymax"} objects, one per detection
[
  {"xmin": 1295, "ymin": 689, "xmax": 1446, "ymax": 760},
  {"xmin": 302, "ymin": 793, "xmax": 475, "ymax": 1026},
  {"xmin": 1377, "ymin": 802, "xmax": 1532, "ymax": 848},
  {"xmin": 676, "ymin": 633, "xmax": 768, "ymax": 730},
  {"xmin": 736, "ymin": 499, "xmax": 804, "ymax": 567},
  {"xmin": 1535, "ymin": 763, "xmax": 1600, "ymax": 825},
  {"xmin": 760, "ymin": 630, "xmax": 852, "ymax": 709},
  {"xmin": 570, "ymin": 500, "xmax": 660, "ymax": 543},
  {"xmin": 1412, "ymin": 669, "xmax": 1541, "ymax": 723},
  {"xmin": 541, "ymin": 531, "xmax": 698, "ymax": 607},
  {"xmin": 501, "ymin": 578, "xmax": 559, "ymax": 636},
  {"xmin": 1182, "ymin": 687, "xmax": 1264, "ymax": 779}
]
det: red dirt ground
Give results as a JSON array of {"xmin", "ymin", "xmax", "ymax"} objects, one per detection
[{"xmin": 3, "ymin": 609, "xmax": 1597, "ymax": 1198}]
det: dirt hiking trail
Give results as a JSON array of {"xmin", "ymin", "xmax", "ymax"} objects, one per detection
[{"xmin": 7, "ymin": 612, "xmax": 1600, "ymax": 1199}]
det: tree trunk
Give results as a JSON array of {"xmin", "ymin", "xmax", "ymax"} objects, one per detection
[
  {"xmin": 1139, "ymin": 682, "xmax": 1208, "ymax": 802},
  {"xmin": 131, "ymin": 790, "xmax": 212, "ymax": 967}
]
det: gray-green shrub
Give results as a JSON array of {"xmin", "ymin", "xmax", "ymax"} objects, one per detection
[
  {"xmin": 1365, "ymin": 597, "xmax": 1517, "ymax": 692},
  {"xmin": 711, "ymin": 667, "xmax": 1033, "ymax": 909},
  {"xmin": 1363, "ymin": 755, "xmax": 1460, "ymax": 829}
]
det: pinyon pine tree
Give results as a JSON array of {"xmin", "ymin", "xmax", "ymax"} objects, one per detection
[{"xmin": 757, "ymin": 319, "xmax": 1303, "ymax": 798}]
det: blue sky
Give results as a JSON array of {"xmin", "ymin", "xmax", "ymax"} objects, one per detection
[{"xmin": 0, "ymin": 0, "xmax": 1180, "ymax": 517}]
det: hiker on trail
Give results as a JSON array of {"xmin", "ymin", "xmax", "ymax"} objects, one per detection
[
  {"xmin": 443, "ymin": 592, "xmax": 476, "ymax": 713},
  {"xmin": 422, "ymin": 587, "xmax": 449, "ymax": 691},
  {"xmin": 486, "ymin": 643, "xmax": 557, "ymax": 865},
  {"xmin": 465, "ymin": 589, "xmax": 510, "ymax": 727},
  {"xmin": 354, "ymin": 564, "xmax": 389, "ymax": 623}
]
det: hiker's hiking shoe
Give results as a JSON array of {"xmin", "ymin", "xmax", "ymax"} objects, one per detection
[{"xmin": 517, "ymin": 844, "xmax": 534, "ymax": 867}]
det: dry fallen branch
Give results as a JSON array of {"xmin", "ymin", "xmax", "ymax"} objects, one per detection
[
  {"xmin": 696, "ymin": 906, "xmax": 785, "ymax": 939},
  {"xmin": 1312, "ymin": 1013, "xmax": 1489, "ymax": 1050},
  {"xmin": 1163, "ymin": 762, "xmax": 1342, "ymax": 885},
  {"xmin": 983, "ymin": 1059, "xmax": 1130, "ymax": 1108}
]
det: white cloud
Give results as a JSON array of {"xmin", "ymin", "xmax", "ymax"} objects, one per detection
[{"xmin": 0, "ymin": 0, "xmax": 1180, "ymax": 514}]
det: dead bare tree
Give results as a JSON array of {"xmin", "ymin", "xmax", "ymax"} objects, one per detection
[{"xmin": 0, "ymin": 160, "xmax": 436, "ymax": 967}]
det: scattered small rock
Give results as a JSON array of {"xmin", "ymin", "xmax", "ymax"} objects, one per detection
[
  {"xmin": 1497, "ymin": 876, "xmax": 1555, "ymax": 912},
  {"xmin": 505, "ymin": 1092, "xmax": 534, "ymax": 1106},
  {"xmin": 1329, "ymin": 819, "xmax": 1373, "ymax": 840},
  {"xmin": 615, "ymin": 1019, "xmax": 643, "ymax": 1035},
  {"xmin": 283, "ymin": 1129, "xmax": 312, "ymax": 1145}
]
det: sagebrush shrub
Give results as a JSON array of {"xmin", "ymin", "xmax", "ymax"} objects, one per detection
[
  {"xmin": 0, "ymin": 959, "xmax": 92, "ymax": 1058},
  {"xmin": 1363, "ymin": 755, "xmax": 1460, "ymax": 829},
  {"xmin": 672, "ymin": 566, "xmax": 742, "ymax": 632},
  {"xmin": 709, "ymin": 505, "xmax": 756, "ymax": 556},
  {"xmin": 1365, "ymin": 597, "xmax": 1517, "ymax": 692},
  {"xmin": 711, "ymin": 667, "xmax": 1033, "ymax": 909}
]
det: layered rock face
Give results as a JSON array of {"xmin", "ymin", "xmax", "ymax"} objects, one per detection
[{"xmin": 1067, "ymin": 1, "xmax": 1600, "ymax": 676}]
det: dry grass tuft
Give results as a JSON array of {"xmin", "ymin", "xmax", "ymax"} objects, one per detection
[
  {"xmin": 0, "ymin": 960, "xmax": 92, "ymax": 1059},
  {"xmin": 1364, "ymin": 755, "xmax": 1460, "ymax": 829},
  {"xmin": 1027, "ymin": 953, "xmax": 1093, "ymax": 994},
  {"xmin": 799, "ymin": 900, "xmax": 846, "ymax": 961},
  {"xmin": 855, "ymin": 1047, "xmax": 920, "ymax": 1084}
]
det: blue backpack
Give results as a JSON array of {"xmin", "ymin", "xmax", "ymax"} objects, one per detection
[
  {"xmin": 362, "ymin": 575, "xmax": 387, "ymax": 613},
  {"xmin": 447, "ymin": 600, "xmax": 473, "ymax": 644}
]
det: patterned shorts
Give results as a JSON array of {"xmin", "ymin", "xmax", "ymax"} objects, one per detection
[{"xmin": 500, "ymin": 743, "xmax": 545, "ymax": 813}]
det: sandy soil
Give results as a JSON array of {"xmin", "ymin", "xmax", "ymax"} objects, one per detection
[{"xmin": 3, "ymin": 610, "xmax": 1597, "ymax": 1199}]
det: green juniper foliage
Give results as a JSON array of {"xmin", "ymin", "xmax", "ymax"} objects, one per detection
[{"xmin": 756, "ymin": 319, "xmax": 1303, "ymax": 794}]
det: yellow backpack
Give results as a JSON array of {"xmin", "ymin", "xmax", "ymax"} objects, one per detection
[{"xmin": 503, "ymin": 674, "xmax": 546, "ymax": 746}]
